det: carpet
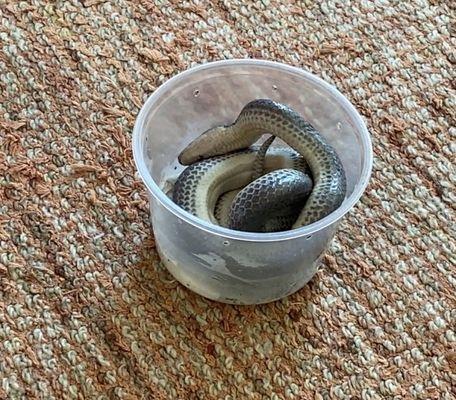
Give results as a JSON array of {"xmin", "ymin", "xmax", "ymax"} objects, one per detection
[{"xmin": 0, "ymin": 0, "xmax": 455, "ymax": 399}]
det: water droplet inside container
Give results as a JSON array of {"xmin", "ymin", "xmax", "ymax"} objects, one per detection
[
  {"xmin": 193, "ymin": 89, "xmax": 200, "ymax": 97},
  {"xmin": 272, "ymin": 85, "xmax": 278, "ymax": 91},
  {"xmin": 223, "ymin": 241, "xmax": 230, "ymax": 246},
  {"xmin": 337, "ymin": 122, "xmax": 342, "ymax": 130},
  {"xmin": 306, "ymin": 235, "xmax": 313, "ymax": 240}
]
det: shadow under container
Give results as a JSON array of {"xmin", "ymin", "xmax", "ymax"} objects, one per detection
[{"xmin": 133, "ymin": 59, "xmax": 373, "ymax": 305}]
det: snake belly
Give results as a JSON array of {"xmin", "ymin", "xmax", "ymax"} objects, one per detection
[
  {"xmin": 177, "ymin": 99, "xmax": 346, "ymax": 229},
  {"xmin": 173, "ymin": 146, "xmax": 311, "ymax": 231}
]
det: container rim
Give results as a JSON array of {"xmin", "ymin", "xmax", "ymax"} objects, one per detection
[{"xmin": 132, "ymin": 59, "xmax": 373, "ymax": 242}]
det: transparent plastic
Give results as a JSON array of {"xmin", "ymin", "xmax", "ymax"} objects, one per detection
[{"xmin": 133, "ymin": 60, "xmax": 373, "ymax": 304}]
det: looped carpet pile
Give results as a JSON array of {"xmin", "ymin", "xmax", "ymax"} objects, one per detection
[{"xmin": 0, "ymin": 1, "xmax": 455, "ymax": 399}]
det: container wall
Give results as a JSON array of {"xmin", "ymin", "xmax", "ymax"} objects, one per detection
[
  {"xmin": 151, "ymin": 196, "xmax": 338, "ymax": 304},
  {"xmin": 140, "ymin": 63, "xmax": 367, "ymax": 199}
]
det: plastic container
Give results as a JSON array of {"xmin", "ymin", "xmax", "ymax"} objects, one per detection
[{"xmin": 132, "ymin": 59, "xmax": 373, "ymax": 305}]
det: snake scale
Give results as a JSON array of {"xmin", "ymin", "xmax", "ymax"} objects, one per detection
[{"xmin": 173, "ymin": 99, "xmax": 346, "ymax": 232}]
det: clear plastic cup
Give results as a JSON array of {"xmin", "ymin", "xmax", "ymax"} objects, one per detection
[{"xmin": 133, "ymin": 59, "xmax": 373, "ymax": 305}]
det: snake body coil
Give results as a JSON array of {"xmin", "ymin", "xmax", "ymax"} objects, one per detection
[{"xmin": 174, "ymin": 99, "xmax": 346, "ymax": 231}]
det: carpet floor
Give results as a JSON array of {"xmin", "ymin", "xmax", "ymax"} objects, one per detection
[{"xmin": 0, "ymin": 1, "xmax": 455, "ymax": 399}]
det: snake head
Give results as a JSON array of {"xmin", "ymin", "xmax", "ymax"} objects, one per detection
[{"xmin": 178, "ymin": 126, "xmax": 229, "ymax": 165}]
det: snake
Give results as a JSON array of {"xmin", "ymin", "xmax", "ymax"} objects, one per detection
[
  {"xmin": 172, "ymin": 99, "xmax": 346, "ymax": 232},
  {"xmin": 173, "ymin": 143, "xmax": 312, "ymax": 232}
]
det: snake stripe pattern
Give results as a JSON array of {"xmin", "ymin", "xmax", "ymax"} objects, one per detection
[
  {"xmin": 173, "ymin": 147, "xmax": 310, "ymax": 230},
  {"xmin": 175, "ymin": 99, "xmax": 347, "ymax": 230},
  {"xmin": 228, "ymin": 168, "xmax": 313, "ymax": 232},
  {"xmin": 212, "ymin": 142, "xmax": 310, "ymax": 231}
]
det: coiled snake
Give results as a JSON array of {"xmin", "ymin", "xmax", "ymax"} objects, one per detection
[{"xmin": 173, "ymin": 99, "xmax": 346, "ymax": 232}]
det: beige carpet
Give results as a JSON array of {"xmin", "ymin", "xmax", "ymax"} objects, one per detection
[{"xmin": 0, "ymin": 1, "xmax": 455, "ymax": 399}]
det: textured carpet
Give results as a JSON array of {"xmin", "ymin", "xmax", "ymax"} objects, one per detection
[{"xmin": 0, "ymin": 0, "xmax": 455, "ymax": 399}]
